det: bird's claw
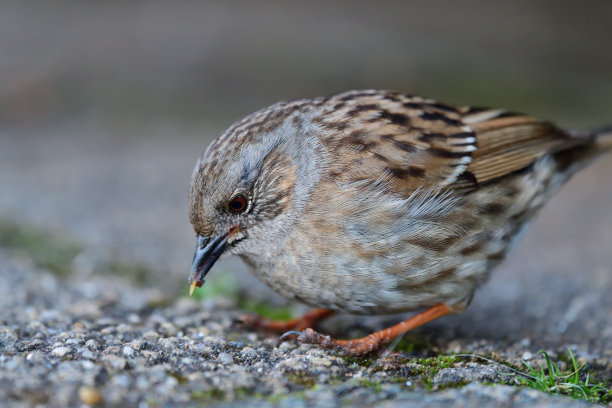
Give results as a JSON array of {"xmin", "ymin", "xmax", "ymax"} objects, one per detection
[{"xmin": 279, "ymin": 328, "xmax": 334, "ymax": 347}]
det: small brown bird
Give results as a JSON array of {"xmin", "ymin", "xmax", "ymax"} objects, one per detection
[{"xmin": 188, "ymin": 90, "xmax": 611, "ymax": 355}]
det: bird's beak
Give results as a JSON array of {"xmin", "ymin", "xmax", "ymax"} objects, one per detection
[{"xmin": 188, "ymin": 233, "xmax": 229, "ymax": 296}]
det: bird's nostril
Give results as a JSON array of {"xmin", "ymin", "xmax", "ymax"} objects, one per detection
[{"xmin": 197, "ymin": 235, "xmax": 210, "ymax": 249}]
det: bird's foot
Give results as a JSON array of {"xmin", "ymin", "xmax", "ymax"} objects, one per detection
[
  {"xmin": 236, "ymin": 308, "xmax": 334, "ymax": 333},
  {"xmin": 279, "ymin": 303, "xmax": 453, "ymax": 356},
  {"xmin": 280, "ymin": 328, "xmax": 384, "ymax": 356}
]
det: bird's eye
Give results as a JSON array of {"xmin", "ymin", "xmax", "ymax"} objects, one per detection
[{"xmin": 228, "ymin": 194, "xmax": 248, "ymax": 214}]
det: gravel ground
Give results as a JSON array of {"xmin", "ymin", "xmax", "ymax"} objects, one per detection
[
  {"xmin": 1, "ymin": 123, "xmax": 611, "ymax": 407},
  {"xmin": 0, "ymin": 246, "xmax": 605, "ymax": 407}
]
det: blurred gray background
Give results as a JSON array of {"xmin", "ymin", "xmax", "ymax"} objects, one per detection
[{"xmin": 1, "ymin": 1, "xmax": 611, "ymax": 343}]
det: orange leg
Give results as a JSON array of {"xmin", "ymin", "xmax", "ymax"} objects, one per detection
[
  {"xmin": 280, "ymin": 303, "xmax": 452, "ymax": 356},
  {"xmin": 239, "ymin": 308, "xmax": 335, "ymax": 333}
]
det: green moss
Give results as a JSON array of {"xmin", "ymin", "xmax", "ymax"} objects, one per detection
[
  {"xmin": 237, "ymin": 298, "xmax": 294, "ymax": 321},
  {"xmin": 419, "ymin": 376, "xmax": 434, "ymax": 391},
  {"xmin": 604, "ymin": 389, "xmax": 612, "ymax": 404},
  {"xmin": 398, "ymin": 354, "xmax": 459, "ymax": 379},
  {"xmin": 191, "ymin": 387, "xmax": 255, "ymax": 403},
  {"xmin": 356, "ymin": 379, "xmax": 383, "ymax": 392},
  {"xmin": 145, "ymin": 398, "xmax": 160, "ymax": 407},
  {"xmin": 234, "ymin": 387, "xmax": 252, "ymax": 399},
  {"xmin": 417, "ymin": 355, "xmax": 459, "ymax": 370},
  {"xmin": 265, "ymin": 393, "xmax": 287, "ymax": 404},
  {"xmin": 286, "ymin": 372, "xmax": 317, "ymax": 388},
  {"xmin": 264, "ymin": 389, "xmax": 312, "ymax": 404},
  {"xmin": 436, "ymin": 380, "xmax": 470, "ymax": 390},
  {"xmin": 368, "ymin": 353, "xmax": 463, "ymax": 391},
  {"xmin": 0, "ymin": 221, "xmax": 82, "ymax": 277},
  {"xmin": 168, "ymin": 372, "xmax": 188, "ymax": 385},
  {"xmin": 391, "ymin": 335, "xmax": 431, "ymax": 354},
  {"xmin": 341, "ymin": 355, "xmax": 377, "ymax": 368},
  {"xmin": 191, "ymin": 389, "xmax": 225, "ymax": 402}
]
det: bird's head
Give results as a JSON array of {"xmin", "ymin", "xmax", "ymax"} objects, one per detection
[{"xmin": 187, "ymin": 102, "xmax": 325, "ymax": 294}]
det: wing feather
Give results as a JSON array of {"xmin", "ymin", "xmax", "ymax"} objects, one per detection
[
  {"xmin": 320, "ymin": 91, "xmax": 589, "ymax": 195},
  {"xmin": 466, "ymin": 114, "xmax": 585, "ymax": 184}
]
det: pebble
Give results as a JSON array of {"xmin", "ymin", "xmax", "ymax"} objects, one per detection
[
  {"xmin": 307, "ymin": 356, "xmax": 333, "ymax": 368},
  {"xmin": 78, "ymin": 348, "xmax": 96, "ymax": 360},
  {"xmin": 102, "ymin": 355, "xmax": 127, "ymax": 371},
  {"xmin": 0, "ymin": 326, "xmax": 18, "ymax": 342},
  {"xmin": 25, "ymin": 351, "xmax": 43, "ymax": 361},
  {"xmin": 116, "ymin": 324, "xmax": 133, "ymax": 333},
  {"xmin": 433, "ymin": 365, "xmax": 499, "ymax": 386},
  {"xmin": 65, "ymin": 338, "xmax": 84, "ymax": 346},
  {"xmin": 217, "ymin": 352, "xmax": 234, "ymax": 365},
  {"xmin": 240, "ymin": 346, "xmax": 258, "ymax": 359},
  {"xmin": 277, "ymin": 341, "xmax": 295, "ymax": 352},
  {"xmin": 51, "ymin": 347, "xmax": 72, "ymax": 357},
  {"xmin": 81, "ymin": 360, "xmax": 96, "ymax": 370},
  {"xmin": 142, "ymin": 350, "xmax": 159, "ymax": 360},
  {"xmin": 142, "ymin": 331, "xmax": 160, "ymax": 340},
  {"xmin": 159, "ymin": 338, "xmax": 178, "ymax": 352},
  {"xmin": 277, "ymin": 357, "xmax": 307, "ymax": 372},
  {"xmin": 104, "ymin": 345, "xmax": 121, "ymax": 354},
  {"xmin": 127, "ymin": 340, "xmax": 144, "ymax": 350},
  {"xmin": 122, "ymin": 346, "xmax": 135, "ymax": 357},
  {"xmin": 85, "ymin": 339, "xmax": 100, "ymax": 350},
  {"xmin": 159, "ymin": 322, "xmax": 178, "ymax": 336},
  {"xmin": 3, "ymin": 357, "xmax": 21, "ymax": 371},
  {"xmin": 78, "ymin": 386, "xmax": 103, "ymax": 405},
  {"xmin": 127, "ymin": 313, "xmax": 141, "ymax": 324}
]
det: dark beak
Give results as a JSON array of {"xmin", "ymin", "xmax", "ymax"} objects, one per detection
[{"xmin": 188, "ymin": 233, "xmax": 228, "ymax": 295}]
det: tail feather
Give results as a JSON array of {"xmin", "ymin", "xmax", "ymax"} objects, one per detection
[
  {"xmin": 555, "ymin": 125, "xmax": 612, "ymax": 174},
  {"xmin": 593, "ymin": 126, "xmax": 612, "ymax": 152}
]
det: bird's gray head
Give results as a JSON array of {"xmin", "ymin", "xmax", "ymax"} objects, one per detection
[{"xmin": 187, "ymin": 101, "xmax": 325, "ymax": 293}]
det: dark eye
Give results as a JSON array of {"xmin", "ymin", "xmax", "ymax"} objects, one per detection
[{"xmin": 228, "ymin": 194, "xmax": 248, "ymax": 213}]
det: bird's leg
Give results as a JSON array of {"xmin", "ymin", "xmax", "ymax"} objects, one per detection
[
  {"xmin": 281, "ymin": 303, "xmax": 452, "ymax": 356},
  {"xmin": 239, "ymin": 308, "xmax": 335, "ymax": 333}
]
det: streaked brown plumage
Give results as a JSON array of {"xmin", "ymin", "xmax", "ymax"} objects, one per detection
[{"xmin": 188, "ymin": 90, "xmax": 611, "ymax": 355}]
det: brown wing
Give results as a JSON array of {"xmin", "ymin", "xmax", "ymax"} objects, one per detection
[
  {"xmin": 320, "ymin": 91, "xmax": 585, "ymax": 195},
  {"xmin": 460, "ymin": 108, "xmax": 586, "ymax": 186}
]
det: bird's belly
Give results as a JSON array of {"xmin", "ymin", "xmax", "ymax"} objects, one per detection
[{"xmin": 245, "ymin": 249, "xmax": 489, "ymax": 315}]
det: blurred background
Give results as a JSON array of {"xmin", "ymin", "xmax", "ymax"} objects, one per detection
[{"xmin": 1, "ymin": 1, "xmax": 611, "ymax": 340}]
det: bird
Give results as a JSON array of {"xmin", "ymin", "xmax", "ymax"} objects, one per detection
[{"xmin": 187, "ymin": 90, "xmax": 611, "ymax": 355}]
